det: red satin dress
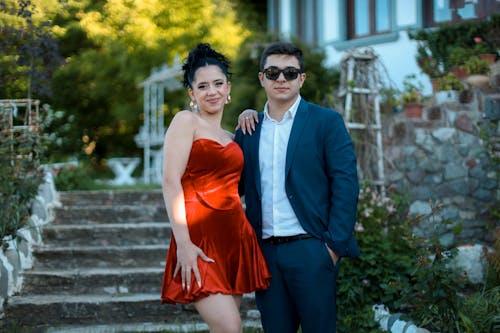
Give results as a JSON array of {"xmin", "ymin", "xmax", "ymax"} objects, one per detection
[{"xmin": 161, "ymin": 138, "xmax": 271, "ymax": 304}]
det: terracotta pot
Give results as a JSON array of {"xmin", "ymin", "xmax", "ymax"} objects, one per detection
[
  {"xmin": 451, "ymin": 67, "xmax": 468, "ymax": 80},
  {"xmin": 403, "ymin": 102, "xmax": 424, "ymax": 118},
  {"xmin": 430, "ymin": 78, "xmax": 439, "ymax": 93},
  {"xmin": 466, "ymin": 74, "xmax": 490, "ymax": 88},
  {"xmin": 479, "ymin": 53, "xmax": 496, "ymax": 65}
]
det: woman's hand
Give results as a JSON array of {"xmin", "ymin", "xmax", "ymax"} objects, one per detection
[
  {"xmin": 235, "ymin": 109, "xmax": 259, "ymax": 135},
  {"xmin": 173, "ymin": 241, "xmax": 214, "ymax": 291}
]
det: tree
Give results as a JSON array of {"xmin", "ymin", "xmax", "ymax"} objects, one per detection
[
  {"xmin": 48, "ymin": 0, "xmax": 252, "ymax": 161},
  {"xmin": 0, "ymin": 0, "xmax": 62, "ymax": 99}
]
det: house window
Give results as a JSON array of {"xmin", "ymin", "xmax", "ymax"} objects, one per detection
[
  {"xmin": 347, "ymin": 0, "xmax": 391, "ymax": 39},
  {"xmin": 294, "ymin": 0, "xmax": 318, "ymax": 45},
  {"xmin": 423, "ymin": 0, "xmax": 497, "ymax": 26}
]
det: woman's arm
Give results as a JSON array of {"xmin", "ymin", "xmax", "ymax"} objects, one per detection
[{"xmin": 162, "ymin": 111, "xmax": 214, "ymax": 291}]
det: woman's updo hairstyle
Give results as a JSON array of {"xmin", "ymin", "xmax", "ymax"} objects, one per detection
[{"xmin": 182, "ymin": 43, "xmax": 232, "ymax": 89}]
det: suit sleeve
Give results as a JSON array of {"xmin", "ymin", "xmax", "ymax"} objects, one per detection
[
  {"xmin": 234, "ymin": 129, "xmax": 245, "ymax": 197},
  {"xmin": 322, "ymin": 112, "xmax": 359, "ymax": 257}
]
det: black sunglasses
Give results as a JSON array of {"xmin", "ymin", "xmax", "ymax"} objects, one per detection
[{"xmin": 262, "ymin": 66, "xmax": 302, "ymax": 81}]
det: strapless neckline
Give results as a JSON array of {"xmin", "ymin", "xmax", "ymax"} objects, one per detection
[{"xmin": 194, "ymin": 137, "xmax": 236, "ymax": 148}]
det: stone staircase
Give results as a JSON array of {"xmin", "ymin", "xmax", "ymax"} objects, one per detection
[{"xmin": 1, "ymin": 190, "xmax": 261, "ymax": 332}]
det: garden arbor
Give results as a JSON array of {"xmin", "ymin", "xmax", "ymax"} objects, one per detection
[{"xmin": 135, "ymin": 57, "xmax": 182, "ymax": 184}]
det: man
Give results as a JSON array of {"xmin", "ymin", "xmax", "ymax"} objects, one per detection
[{"xmin": 234, "ymin": 41, "xmax": 360, "ymax": 333}]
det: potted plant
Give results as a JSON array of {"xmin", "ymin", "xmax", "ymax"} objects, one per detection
[
  {"xmin": 448, "ymin": 46, "xmax": 472, "ymax": 80},
  {"xmin": 461, "ymin": 56, "xmax": 491, "ymax": 87},
  {"xmin": 473, "ymin": 36, "xmax": 496, "ymax": 64},
  {"xmin": 416, "ymin": 43, "xmax": 443, "ymax": 91},
  {"xmin": 435, "ymin": 72, "xmax": 463, "ymax": 104},
  {"xmin": 401, "ymin": 74, "xmax": 425, "ymax": 118}
]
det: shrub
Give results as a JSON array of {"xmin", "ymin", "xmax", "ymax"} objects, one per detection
[
  {"xmin": 337, "ymin": 182, "xmax": 416, "ymax": 332},
  {"xmin": 461, "ymin": 56, "xmax": 491, "ymax": 75},
  {"xmin": 0, "ymin": 105, "xmax": 44, "ymax": 244},
  {"xmin": 53, "ymin": 162, "xmax": 101, "ymax": 191},
  {"xmin": 436, "ymin": 72, "xmax": 464, "ymax": 91},
  {"xmin": 409, "ymin": 14, "xmax": 500, "ymax": 71},
  {"xmin": 337, "ymin": 184, "xmax": 498, "ymax": 332},
  {"xmin": 415, "ymin": 43, "xmax": 443, "ymax": 78},
  {"xmin": 401, "ymin": 74, "xmax": 424, "ymax": 104}
]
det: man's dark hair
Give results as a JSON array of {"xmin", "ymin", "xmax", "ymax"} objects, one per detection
[{"xmin": 259, "ymin": 41, "xmax": 304, "ymax": 72}]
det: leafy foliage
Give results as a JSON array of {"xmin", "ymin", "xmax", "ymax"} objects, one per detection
[
  {"xmin": 0, "ymin": 106, "xmax": 44, "ymax": 244},
  {"xmin": 337, "ymin": 182, "xmax": 416, "ymax": 332},
  {"xmin": 436, "ymin": 72, "xmax": 464, "ymax": 91},
  {"xmin": 460, "ymin": 56, "xmax": 491, "ymax": 75},
  {"xmin": 2, "ymin": 0, "xmax": 256, "ymax": 162},
  {"xmin": 409, "ymin": 14, "xmax": 499, "ymax": 72},
  {"xmin": 0, "ymin": 0, "xmax": 63, "ymax": 99},
  {"xmin": 53, "ymin": 162, "xmax": 97, "ymax": 191},
  {"xmin": 401, "ymin": 74, "xmax": 424, "ymax": 104},
  {"xmin": 337, "ymin": 183, "xmax": 498, "ymax": 332},
  {"xmin": 47, "ymin": 0, "xmax": 251, "ymax": 161}
]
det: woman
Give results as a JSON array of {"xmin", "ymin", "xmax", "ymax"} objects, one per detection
[{"xmin": 161, "ymin": 43, "xmax": 271, "ymax": 333}]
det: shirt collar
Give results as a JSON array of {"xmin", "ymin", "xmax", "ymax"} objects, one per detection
[{"xmin": 263, "ymin": 95, "xmax": 302, "ymax": 121}]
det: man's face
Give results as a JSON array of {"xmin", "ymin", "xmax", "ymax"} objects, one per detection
[{"xmin": 259, "ymin": 54, "xmax": 306, "ymax": 104}]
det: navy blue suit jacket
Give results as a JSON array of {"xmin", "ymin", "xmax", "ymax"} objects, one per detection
[{"xmin": 235, "ymin": 99, "xmax": 360, "ymax": 258}]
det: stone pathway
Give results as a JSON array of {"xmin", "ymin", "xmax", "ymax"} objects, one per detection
[{"xmin": 1, "ymin": 190, "xmax": 261, "ymax": 332}]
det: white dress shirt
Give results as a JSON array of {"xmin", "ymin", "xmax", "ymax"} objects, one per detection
[{"xmin": 259, "ymin": 96, "xmax": 307, "ymax": 239}]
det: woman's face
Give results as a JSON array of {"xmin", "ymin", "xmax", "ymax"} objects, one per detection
[{"xmin": 189, "ymin": 64, "xmax": 231, "ymax": 114}]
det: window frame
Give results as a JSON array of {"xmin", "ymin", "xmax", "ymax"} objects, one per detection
[
  {"xmin": 346, "ymin": 0, "xmax": 392, "ymax": 40},
  {"xmin": 423, "ymin": 0, "xmax": 498, "ymax": 27}
]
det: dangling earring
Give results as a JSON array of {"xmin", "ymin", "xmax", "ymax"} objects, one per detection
[
  {"xmin": 226, "ymin": 94, "xmax": 232, "ymax": 104},
  {"xmin": 189, "ymin": 100, "xmax": 197, "ymax": 111}
]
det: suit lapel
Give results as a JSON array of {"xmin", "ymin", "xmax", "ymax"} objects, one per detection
[
  {"xmin": 251, "ymin": 112, "xmax": 265, "ymax": 197},
  {"xmin": 286, "ymin": 100, "xmax": 310, "ymax": 176}
]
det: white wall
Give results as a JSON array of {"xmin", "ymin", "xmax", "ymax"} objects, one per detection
[{"xmin": 324, "ymin": 32, "xmax": 433, "ymax": 95}]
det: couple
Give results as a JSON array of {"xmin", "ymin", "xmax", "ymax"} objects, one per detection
[{"xmin": 161, "ymin": 41, "xmax": 360, "ymax": 333}]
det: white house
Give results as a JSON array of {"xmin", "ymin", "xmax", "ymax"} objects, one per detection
[{"xmin": 266, "ymin": 0, "xmax": 497, "ymax": 94}]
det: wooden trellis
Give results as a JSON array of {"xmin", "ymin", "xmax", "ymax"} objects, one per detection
[
  {"xmin": 338, "ymin": 48, "xmax": 386, "ymax": 194},
  {"xmin": 0, "ymin": 99, "xmax": 40, "ymax": 162}
]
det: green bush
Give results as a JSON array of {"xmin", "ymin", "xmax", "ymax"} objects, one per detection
[
  {"xmin": 337, "ymin": 182, "xmax": 416, "ymax": 332},
  {"xmin": 0, "ymin": 111, "xmax": 44, "ymax": 244},
  {"xmin": 409, "ymin": 14, "xmax": 499, "ymax": 72},
  {"xmin": 436, "ymin": 72, "xmax": 464, "ymax": 91},
  {"xmin": 53, "ymin": 163, "xmax": 97, "ymax": 191},
  {"xmin": 337, "ymin": 183, "xmax": 498, "ymax": 332}
]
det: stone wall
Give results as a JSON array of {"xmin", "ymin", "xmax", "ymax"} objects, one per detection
[
  {"xmin": 382, "ymin": 90, "xmax": 498, "ymax": 247},
  {"xmin": 0, "ymin": 170, "xmax": 60, "ymax": 316}
]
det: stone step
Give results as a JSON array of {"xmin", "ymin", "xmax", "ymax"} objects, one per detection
[
  {"xmin": 58, "ymin": 190, "xmax": 164, "ymax": 206},
  {"xmin": 20, "ymin": 267, "xmax": 164, "ymax": 295},
  {"xmin": 53, "ymin": 205, "xmax": 168, "ymax": 224},
  {"xmin": 40, "ymin": 319, "xmax": 263, "ymax": 333},
  {"xmin": 33, "ymin": 244, "xmax": 168, "ymax": 269},
  {"xmin": 3, "ymin": 293, "xmax": 258, "ymax": 327},
  {"xmin": 41, "ymin": 222, "xmax": 171, "ymax": 246}
]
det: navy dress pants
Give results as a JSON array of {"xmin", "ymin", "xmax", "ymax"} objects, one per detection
[{"xmin": 256, "ymin": 237, "xmax": 341, "ymax": 333}]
